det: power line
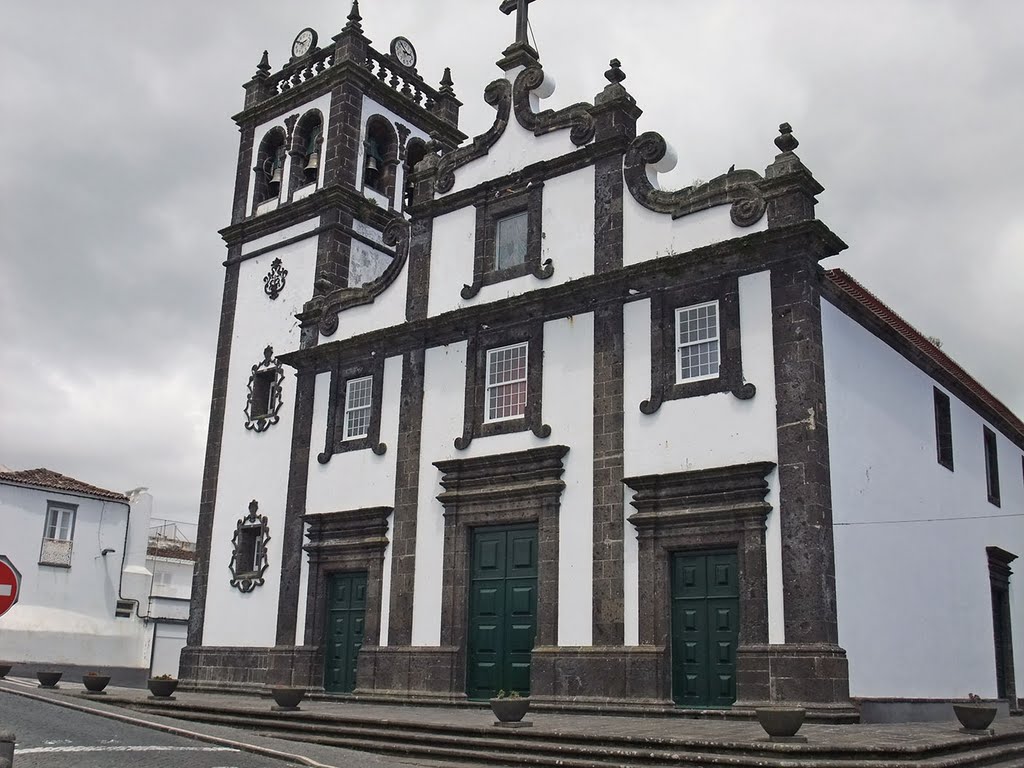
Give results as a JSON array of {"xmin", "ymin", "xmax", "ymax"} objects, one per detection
[{"xmin": 835, "ymin": 512, "xmax": 1024, "ymax": 526}]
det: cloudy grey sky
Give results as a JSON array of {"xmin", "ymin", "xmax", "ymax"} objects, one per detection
[{"xmin": 1, "ymin": 1, "xmax": 1022, "ymax": 525}]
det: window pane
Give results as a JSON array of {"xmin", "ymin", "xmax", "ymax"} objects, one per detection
[
  {"xmin": 343, "ymin": 376, "xmax": 373, "ymax": 440},
  {"xmin": 495, "ymin": 212, "xmax": 528, "ymax": 270},
  {"xmin": 677, "ymin": 303, "xmax": 718, "ymax": 344},
  {"xmin": 485, "ymin": 343, "xmax": 528, "ymax": 422},
  {"xmin": 676, "ymin": 302, "xmax": 721, "ymax": 383},
  {"xmin": 488, "ymin": 380, "xmax": 528, "ymax": 421}
]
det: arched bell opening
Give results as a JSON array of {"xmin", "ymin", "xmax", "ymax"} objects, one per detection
[
  {"xmin": 403, "ymin": 137, "xmax": 427, "ymax": 212},
  {"xmin": 289, "ymin": 109, "xmax": 325, "ymax": 197},
  {"xmin": 253, "ymin": 127, "xmax": 287, "ymax": 212},
  {"xmin": 362, "ymin": 115, "xmax": 399, "ymax": 206}
]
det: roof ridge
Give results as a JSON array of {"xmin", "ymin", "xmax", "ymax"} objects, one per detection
[{"xmin": 0, "ymin": 467, "xmax": 129, "ymax": 502}]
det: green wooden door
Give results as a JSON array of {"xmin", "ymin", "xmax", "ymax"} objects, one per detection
[
  {"xmin": 671, "ymin": 551, "xmax": 739, "ymax": 707},
  {"xmin": 324, "ymin": 572, "xmax": 367, "ymax": 693},
  {"xmin": 467, "ymin": 526, "xmax": 538, "ymax": 700}
]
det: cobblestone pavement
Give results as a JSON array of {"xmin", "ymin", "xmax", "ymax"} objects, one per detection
[{"xmin": 3, "ymin": 676, "xmax": 1023, "ymax": 763}]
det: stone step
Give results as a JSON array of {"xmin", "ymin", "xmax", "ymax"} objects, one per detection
[{"xmin": 124, "ymin": 701, "xmax": 1024, "ymax": 768}]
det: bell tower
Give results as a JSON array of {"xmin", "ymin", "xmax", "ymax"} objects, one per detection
[{"xmin": 186, "ymin": 2, "xmax": 465, "ymax": 665}]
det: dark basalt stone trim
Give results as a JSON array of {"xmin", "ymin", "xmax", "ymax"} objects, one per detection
[
  {"xmin": 386, "ymin": 349, "xmax": 425, "ymax": 645},
  {"xmin": 463, "ymin": 182, "xmax": 549, "ymax": 300},
  {"xmin": 641, "ymin": 277, "xmax": 754, "ymax": 415},
  {"xmin": 355, "ymin": 646, "xmax": 462, "ymax": 698},
  {"xmin": 300, "ymin": 217, "xmax": 409, "ymax": 342},
  {"xmin": 624, "ymin": 462, "xmax": 775, "ymax": 703},
  {"xmin": 453, "ymin": 320, "xmax": 549, "ymax": 451},
  {"xmin": 317, "ymin": 354, "xmax": 387, "ymax": 463},
  {"xmin": 179, "ymin": 645, "xmax": 271, "ymax": 690},
  {"xmin": 274, "ymin": 369, "xmax": 317, "ymax": 646},
  {"xmin": 188, "ymin": 258, "xmax": 240, "ymax": 647},
  {"xmin": 592, "ymin": 304, "xmax": 625, "ymax": 645},
  {"xmin": 228, "ymin": 500, "xmax": 271, "ymax": 593},
  {"xmin": 512, "ymin": 66, "xmax": 595, "ymax": 147},
  {"xmin": 987, "ymin": 546, "xmax": 1018, "ymax": 708},
  {"xmin": 434, "ymin": 445, "xmax": 569, "ymax": 695},
  {"xmin": 232, "ymin": 58, "xmax": 466, "ymax": 149},
  {"xmin": 623, "ymin": 131, "xmax": 766, "ymax": 227},
  {"xmin": 530, "ymin": 646, "xmax": 669, "ymax": 705},
  {"xmin": 243, "ymin": 345, "xmax": 285, "ymax": 432},
  {"xmin": 820, "ymin": 277, "xmax": 1024, "ymax": 452},
  {"xmin": 302, "ymin": 506, "xmax": 391, "ymax": 652},
  {"xmin": 280, "ymin": 220, "xmax": 847, "ymax": 374},
  {"xmin": 230, "ymin": 125, "xmax": 257, "ymax": 226},
  {"xmin": 435, "ymin": 78, "xmax": 511, "ymax": 194},
  {"xmin": 418, "ymin": 137, "xmax": 630, "ymax": 220},
  {"xmin": 770, "ymin": 259, "xmax": 839, "ymax": 647}
]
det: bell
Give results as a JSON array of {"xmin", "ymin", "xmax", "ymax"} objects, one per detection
[
  {"xmin": 304, "ymin": 150, "xmax": 320, "ymax": 179},
  {"xmin": 268, "ymin": 162, "xmax": 283, "ymax": 191},
  {"xmin": 366, "ymin": 156, "xmax": 380, "ymax": 173}
]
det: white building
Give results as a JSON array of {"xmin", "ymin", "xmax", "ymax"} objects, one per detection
[
  {"xmin": 0, "ymin": 470, "xmax": 193, "ymax": 682},
  {"xmin": 183, "ymin": 2, "xmax": 1021, "ymax": 721}
]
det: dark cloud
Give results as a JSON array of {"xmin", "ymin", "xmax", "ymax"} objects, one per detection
[{"xmin": 2, "ymin": 1, "xmax": 1022, "ymax": 522}]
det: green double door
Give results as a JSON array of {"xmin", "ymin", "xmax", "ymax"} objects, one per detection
[
  {"xmin": 671, "ymin": 551, "xmax": 739, "ymax": 707},
  {"xmin": 324, "ymin": 572, "xmax": 367, "ymax": 693},
  {"xmin": 467, "ymin": 526, "xmax": 538, "ymax": 699}
]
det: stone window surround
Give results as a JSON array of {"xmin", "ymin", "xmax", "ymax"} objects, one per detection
[
  {"xmin": 454, "ymin": 321, "xmax": 550, "ymax": 450},
  {"xmin": 244, "ymin": 345, "xmax": 285, "ymax": 433},
  {"xmin": 462, "ymin": 182, "xmax": 551, "ymax": 300},
  {"xmin": 301, "ymin": 506, "xmax": 392, "ymax": 677},
  {"xmin": 318, "ymin": 355, "xmax": 387, "ymax": 463},
  {"xmin": 640, "ymin": 277, "xmax": 753, "ymax": 415},
  {"xmin": 623, "ymin": 462, "xmax": 776, "ymax": 656},
  {"xmin": 39, "ymin": 501, "xmax": 77, "ymax": 569},
  {"xmin": 433, "ymin": 445, "xmax": 569, "ymax": 698},
  {"xmin": 984, "ymin": 425, "xmax": 1001, "ymax": 507},
  {"xmin": 229, "ymin": 499, "xmax": 271, "ymax": 593},
  {"xmin": 986, "ymin": 546, "xmax": 1017, "ymax": 707}
]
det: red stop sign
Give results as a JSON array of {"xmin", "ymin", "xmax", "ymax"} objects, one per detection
[{"xmin": 0, "ymin": 555, "xmax": 21, "ymax": 618}]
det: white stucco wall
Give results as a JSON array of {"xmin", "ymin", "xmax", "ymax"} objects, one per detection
[
  {"xmin": 410, "ymin": 315, "xmax": 595, "ymax": 646},
  {"xmin": 0, "ymin": 485, "xmax": 150, "ymax": 668},
  {"xmin": 823, "ymin": 299, "xmax": 1024, "ymax": 699},
  {"xmin": 621, "ymin": 270, "xmax": 784, "ymax": 644},
  {"xmin": 201, "ymin": 231, "xmax": 317, "ymax": 649},
  {"xmin": 428, "ymin": 167, "xmax": 596, "ymax": 318}
]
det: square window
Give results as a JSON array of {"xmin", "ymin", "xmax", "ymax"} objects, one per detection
[
  {"xmin": 495, "ymin": 212, "xmax": 528, "ymax": 270},
  {"xmin": 485, "ymin": 343, "xmax": 529, "ymax": 422},
  {"xmin": 45, "ymin": 504, "xmax": 75, "ymax": 541},
  {"xmin": 676, "ymin": 301, "xmax": 721, "ymax": 383},
  {"xmin": 343, "ymin": 376, "xmax": 374, "ymax": 440},
  {"xmin": 40, "ymin": 502, "xmax": 76, "ymax": 567}
]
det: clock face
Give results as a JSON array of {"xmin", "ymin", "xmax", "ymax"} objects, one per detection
[
  {"xmin": 391, "ymin": 36, "xmax": 416, "ymax": 68},
  {"xmin": 292, "ymin": 28, "xmax": 317, "ymax": 58}
]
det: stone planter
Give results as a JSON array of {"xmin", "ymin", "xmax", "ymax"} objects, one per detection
[
  {"xmin": 82, "ymin": 674, "xmax": 111, "ymax": 694},
  {"xmin": 490, "ymin": 697, "xmax": 531, "ymax": 725},
  {"xmin": 36, "ymin": 671, "xmax": 63, "ymax": 688},
  {"xmin": 147, "ymin": 677, "xmax": 178, "ymax": 699},
  {"xmin": 0, "ymin": 663, "xmax": 11, "ymax": 679},
  {"xmin": 755, "ymin": 705, "xmax": 807, "ymax": 742},
  {"xmin": 271, "ymin": 687, "xmax": 306, "ymax": 711},
  {"xmin": 953, "ymin": 703, "xmax": 997, "ymax": 734}
]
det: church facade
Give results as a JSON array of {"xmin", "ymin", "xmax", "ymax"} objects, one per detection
[{"xmin": 183, "ymin": 2, "xmax": 1022, "ymax": 719}]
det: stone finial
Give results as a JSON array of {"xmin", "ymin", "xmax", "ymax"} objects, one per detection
[
  {"xmin": 439, "ymin": 67, "xmax": 456, "ymax": 97},
  {"xmin": 775, "ymin": 122, "xmax": 799, "ymax": 153},
  {"xmin": 344, "ymin": 0, "xmax": 363, "ymax": 33},
  {"xmin": 604, "ymin": 58, "xmax": 626, "ymax": 84},
  {"xmin": 256, "ymin": 50, "xmax": 271, "ymax": 76}
]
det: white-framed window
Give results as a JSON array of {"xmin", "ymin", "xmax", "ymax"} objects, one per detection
[
  {"xmin": 675, "ymin": 301, "xmax": 721, "ymax": 383},
  {"xmin": 485, "ymin": 342, "xmax": 529, "ymax": 423},
  {"xmin": 343, "ymin": 375, "xmax": 374, "ymax": 440},
  {"xmin": 495, "ymin": 211, "xmax": 529, "ymax": 270},
  {"xmin": 45, "ymin": 504, "xmax": 75, "ymax": 541}
]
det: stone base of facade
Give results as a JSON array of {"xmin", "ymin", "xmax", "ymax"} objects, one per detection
[
  {"xmin": 735, "ymin": 643, "xmax": 858, "ymax": 720},
  {"xmin": 529, "ymin": 645, "xmax": 670, "ymax": 706},
  {"xmin": 179, "ymin": 645, "xmax": 271, "ymax": 693},
  {"xmin": 266, "ymin": 645, "xmax": 323, "ymax": 689},
  {"xmin": 354, "ymin": 645, "xmax": 466, "ymax": 700}
]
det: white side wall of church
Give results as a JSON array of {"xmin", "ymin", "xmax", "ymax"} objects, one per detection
[
  {"xmin": 823, "ymin": 299, "xmax": 1024, "ymax": 699},
  {"xmin": 427, "ymin": 167, "xmax": 596, "ymax": 318},
  {"xmin": 622, "ymin": 197, "xmax": 768, "ymax": 267},
  {"xmin": 305, "ymin": 356, "xmax": 402, "ymax": 515},
  {"xmin": 201, "ymin": 236, "xmax": 317, "ymax": 648},
  {"xmin": 621, "ymin": 271, "xmax": 784, "ymax": 642},
  {"xmin": 247, "ymin": 93, "xmax": 333, "ymax": 215},
  {"xmin": 444, "ymin": 69, "xmax": 582, "ymax": 196}
]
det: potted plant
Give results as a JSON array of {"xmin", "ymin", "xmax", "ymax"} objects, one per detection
[
  {"xmin": 82, "ymin": 672, "xmax": 111, "ymax": 694},
  {"xmin": 0, "ymin": 663, "xmax": 11, "ymax": 679},
  {"xmin": 270, "ymin": 687, "xmax": 306, "ymax": 711},
  {"xmin": 755, "ymin": 704, "xmax": 807, "ymax": 742},
  {"xmin": 953, "ymin": 693, "xmax": 998, "ymax": 734},
  {"xmin": 36, "ymin": 670, "xmax": 63, "ymax": 688},
  {"xmin": 490, "ymin": 689, "xmax": 531, "ymax": 725},
  {"xmin": 147, "ymin": 673, "xmax": 178, "ymax": 699}
]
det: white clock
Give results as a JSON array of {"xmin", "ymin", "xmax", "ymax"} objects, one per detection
[
  {"xmin": 292, "ymin": 28, "xmax": 318, "ymax": 59},
  {"xmin": 390, "ymin": 36, "xmax": 417, "ymax": 69}
]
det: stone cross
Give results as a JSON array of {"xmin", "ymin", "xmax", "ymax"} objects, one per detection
[{"xmin": 500, "ymin": 0, "xmax": 538, "ymax": 47}]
